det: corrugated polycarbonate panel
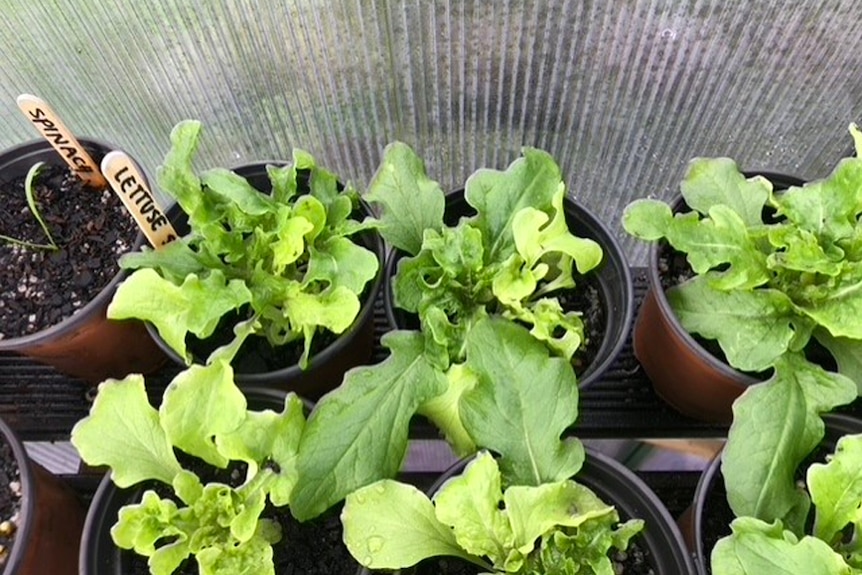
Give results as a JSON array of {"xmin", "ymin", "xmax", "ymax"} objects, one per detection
[{"xmin": 0, "ymin": 0, "xmax": 861, "ymax": 262}]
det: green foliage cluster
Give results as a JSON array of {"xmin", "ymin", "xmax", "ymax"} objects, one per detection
[{"xmin": 108, "ymin": 120, "xmax": 380, "ymax": 369}]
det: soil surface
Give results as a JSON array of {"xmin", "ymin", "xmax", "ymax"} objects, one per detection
[
  {"xmin": 0, "ymin": 162, "xmax": 137, "ymax": 339},
  {"xmin": 0, "ymin": 433, "xmax": 21, "ymax": 571}
]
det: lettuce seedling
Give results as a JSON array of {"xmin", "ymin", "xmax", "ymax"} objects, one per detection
[
  {"xmin": 290, "ymin": 144, "xmax": 603, "ymax": 520},
  {"xmin": 71, "ymin": 320, "xmax": 306, "ymax": 575},
  {"xmin": 341, "ymin": 451, "xmax": 644, "ymax": 575},
  {"xmin": 622, "ymin": 125, "xmax": 862, "ymax": 531},
  {"xmin": 711, "ymin": 433, "xmax": 862, "ymax": 575},
  {"xmin": 107, "ymin": 120, "xmax": 379, "ymax": 369}
]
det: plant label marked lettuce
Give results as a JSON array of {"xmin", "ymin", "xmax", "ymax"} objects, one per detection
[
  {"xmin": 16, "ymin": 93, "xmax": 108, "ymax": 189},
  {"xmin": 102, "ymin": 151, "xmax": 178, "ymax": 248},
  {"xmin": 291, "ymin": 143, "xmax": 602, "ymax": 520},
  {"xmin": 623, "ymin": 125, "xmax": 862, "ymax": 527}
]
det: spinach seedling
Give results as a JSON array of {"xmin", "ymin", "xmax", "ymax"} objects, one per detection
[
  {"xmin": 622, "ymin": 125, "xmax": 862, "ymax": 530},
  {"xmin": 71, "ymin": 319, "xmax": 306, "ymax": 575},
  {"xmin": 711, "ymin": 434, "xmax": 862, "ymax": 575},
  {"xmin": 342, "ymin": 451, "xmax": 644, "ymax": 575},
  {"xmin": 289, "ymin": 144, "xmax": 603, "ymax": 520},
  {"xmin": 107, "ymin": 120, "xmax": 380, "ymax": 369},
  {"xmin": 1, "ymin": 162, "xmax": 59, "ymax": 250}
]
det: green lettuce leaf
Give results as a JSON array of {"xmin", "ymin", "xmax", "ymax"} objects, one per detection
[
  {"xmin": 808, "ymin": 434, "xmax": 862, "ymax": 546},
  {"xmin": 290, "ymin": 331, "xmax": 448, "ymax": 520},
  {"xmin": 215, "ymin": 394, "xmax": 306, "ymax": 506},
  {"xmin": 465, "ymin": 147, "xmax": 563, "ymax": 263},
  {"xmin": 342, "ymin": 479, "xmax": 483, "ymax": 570},
  {"xmin": 459, "ymin": 318, "xmax": 583, "ymax": 486},
  {"xmin": 722, "ymin": 353, "xmax": 857, "ymax": 530},
  {"xmin": 365, "ymin": 142, "xmax": 445, "ymax": 255},
  {"xmin": 680, "ymin": 157, "xmax": 771, "ymax": 226},
  {"xmin": 433, "ymin": 453, "xmax": 516, "ymax": 565},
  {"xmin": 668, "ymin": 275, "xmax": 797, "ymax": 372},
  {"xmin": 711, "ymin": 517, "xmax": 852, "ymax": 575},
  {"xmin": 159, "ymin": 360, "xmax": 248, "ymax": 468},
  {"xmin": 108, "ymin": 268, "xmax": 253, "ymax": 363},
  {"xmin": 71, "ymin": 375, "xmax": 183, "ymax": 487}
]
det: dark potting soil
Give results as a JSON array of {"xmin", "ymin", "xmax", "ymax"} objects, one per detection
[
  {"xmin": 409, "ymin": 538, "xmax": 655, "ymax": 575},
  {"xmin": 0, "ymin": 433, "xmax": 21, "ymax": 570},
  {"xmin": 125, "ymin": 451, "xmax": 356, "ymax": 575},
  {"xmin": 185, "ymin": 307, "xmax": 337, "ymax": 373},
  {"xmin": 0, "ymin": 162, "xmax": 137, "ymax": 339}
]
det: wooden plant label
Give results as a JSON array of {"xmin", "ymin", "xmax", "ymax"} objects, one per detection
[
  {"xmin": 16, "ymin": 93, "xmax": 108, "ymax": 189},
  {"xmin": 101, "ymin": 151, "xmax": 178, "ymax": 248}
]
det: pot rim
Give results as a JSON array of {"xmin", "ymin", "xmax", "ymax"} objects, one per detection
[
  {"xmin": 644, "ymin": 170, "xmax": 806, "ymax": 389},
  {"xmin": 0, "ymin": 137, "xmax": 146, "ymax": 352}
]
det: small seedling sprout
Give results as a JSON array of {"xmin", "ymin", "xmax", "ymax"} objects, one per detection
[{"xmin": 1, "ymin": 162, "xmax": 58, "ymax": 251}]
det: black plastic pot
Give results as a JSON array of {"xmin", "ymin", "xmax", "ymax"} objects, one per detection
[
  {"xmin": 383, "ymin": 190, "xmax": 633, "ymax": 388},
  {"xmin": 683, "ymin": 413, "xmax": 862, "ymax": 575},
  {"xmin": 0, "ymin": 415, "xmax": 85, "ymax": 575},
  {"xmin": 633, "ymin": 172, "xmax": 804, "ymax": 422},
  {"xmin": 145, "ymin": 162, "xmax": 385, "ymax": 399},
  {"xmin": 80, "ymin": 387, "xmax": 323, "ymax": 574},
  {"xmin": 0, "ymin": 138, "xmax": 167, "ymax": 383},
  {"xmin": 356, "ymin": 447, "xmax": 695, "ymax": 574}
]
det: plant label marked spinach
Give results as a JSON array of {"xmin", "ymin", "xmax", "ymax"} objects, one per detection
[
  {"xmin": 16, "ymin": 93, "xmax": 108, "ymax": 189},
  {"xmin": 102, "ymin": 151, "xmax": 178, "ymax": 248}
]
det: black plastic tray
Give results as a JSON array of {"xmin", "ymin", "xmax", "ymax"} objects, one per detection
[{"xmin": 3, "ymin": 268, "xmax": 861, "ymax": 442}]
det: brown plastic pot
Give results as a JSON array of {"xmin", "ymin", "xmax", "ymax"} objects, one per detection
[
  {"xmin": 355, "ymin": 447, "xmax": 696, "ymax": 574},
  {"xmin": 633, "ymin": 172, "xmax": 804, "ymax": 423},
  {"xmin": 0, "ymin": 415, "xmax": 85, "ymax": 575},
  {"xmin": 146, "ymin": 162, "xmax": 385, "ymax": 400},
  {"xmin": 383, "ymin": 190, "xmax": 633, "ymax": 389},
  {"xmin": 680, "ymin": 413, "xmax": 862, "ymax": 575},
  {"xmin": 0, "ymin": 138, "xmax": 166, "ymax": 383}
]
